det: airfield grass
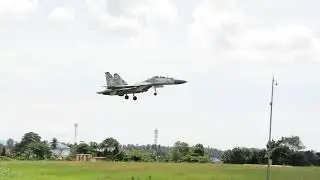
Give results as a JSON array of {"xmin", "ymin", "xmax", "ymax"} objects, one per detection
[{"xmin": 1, "ymin": 161, "xmax": 320, "ymax": 180}]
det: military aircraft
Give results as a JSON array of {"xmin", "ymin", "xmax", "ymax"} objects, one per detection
[{"xmin": 97, "ymin": 72, "xmax": 187, "ymax": 100}]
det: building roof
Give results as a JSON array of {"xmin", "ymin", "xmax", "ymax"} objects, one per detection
[
  {"xmin": 211, "ymin": 157, "xmax": 221, "ymax": 162},
  {"xmin": 55, "ymin": 142, "xmax": 70, "ymax": 149}
]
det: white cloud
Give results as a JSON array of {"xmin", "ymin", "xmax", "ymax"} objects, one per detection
[
  {"xmin": 145, "ymin": 0, "xmax": 177, "ymax": 24},
  {"xmin": 237, "ymin": 25, "xmax": 313, "ymax": 52},
  {"xmin": 188, "ymin": 0, "xmax": 248, "ymax": 53},
  {"xmin": 48, "ymin": 7, "xmax": 75, "ymax": 22},
  {"xmin": 125, "ymin": 28, "xmax": 159, "ymax": 48},
  {"xmin": 227, "ymin": 24, "xmax": 320, "ymax": 63},
  {"xmin": 0, "ymin": 0, "xmax": 39, "ymax": 20},
  {"xmin": 84, "ymin": 0, "xmax": 177, "ymax": 46},
  {"xmin": 188, "ymin": 0, "xmax": 320, "ymax": 64},
  {"xmin": 85, "ymin": 0, "xmax": 107, "ymax": 18},
  {"xmin": 99, "ymin": 13, "xmax": 143, "ymax": 37}
]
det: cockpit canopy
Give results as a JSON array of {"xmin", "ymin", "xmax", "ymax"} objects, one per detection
[{"xmin": 152, "ymin": 76, "xmax": 173, "ymax": 79}]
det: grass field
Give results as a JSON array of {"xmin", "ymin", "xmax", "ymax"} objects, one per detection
[{"xmin": 1, "ymin": 161, "xmax": 320, "ymax": 180}]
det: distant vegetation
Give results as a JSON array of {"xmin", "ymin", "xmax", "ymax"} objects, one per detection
[{"xmin": 0, "ymin": 132, "xmax": 319, "ymax": 166}]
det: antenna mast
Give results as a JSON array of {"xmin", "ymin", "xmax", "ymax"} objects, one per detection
[
  {"xmin": 154, "ymin": 128, "xmax": 158, "ymax": 146},
  {"xmin": 153, "ymin": 129, "xmax": 159, "ymax": 161},
  {"xmin": 74, "ymin": 123, "xmax": 78, "ymax": 144}
]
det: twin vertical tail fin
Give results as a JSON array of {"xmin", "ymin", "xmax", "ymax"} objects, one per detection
[
  {"xmin": 105, "ymin": 72, "xmax": 128, "ymax": 87},
  {"xmin": 114, "ymin": 73, "xmax": 128, "ymax": 85},
  {"xmin": 105, "ymin": 72, "xmax": 116, "ymax": 87}
]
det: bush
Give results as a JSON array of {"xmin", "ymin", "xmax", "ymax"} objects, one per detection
[
  {"xmin": 198, "ymin": 156, "xmax": 210, "ymax": 163},
  {"xmin": 65, "ymin": 156, "xmax": 73, "ymax": 161},
  {"xmin": 0, "ymin": 156, "xmax": 12, "ymax": 161}
]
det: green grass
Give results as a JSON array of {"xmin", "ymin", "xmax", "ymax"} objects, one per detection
[{"xmin": 1, "ymin": 161, "xmax": 320, "ymax": 180}]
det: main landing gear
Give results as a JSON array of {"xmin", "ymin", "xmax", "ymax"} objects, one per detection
[{"xmin": 124, "ymin": 94, "xmax": 137, "ymax": 101}]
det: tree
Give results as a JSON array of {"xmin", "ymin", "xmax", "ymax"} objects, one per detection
[
  {"xmin": 221, "ymin": 149, "xmax": 232, "ymax": 163},
  {"xmin": 316, "ymin": 152, "xmax": 320, "ymax": 166},
  {"xmin": 6, "ymin": 138, "xmax": 14, "ymax": 149},
  {"xmin": 174, "ymin": 141, "xmax": 189, "ymax": 156},
  {"xmin": 16, "ymin": 132, "xmax": 41, "ymax": 152},
  {"xmin": 21, "ymin": 132, "xmax": 41, "ymax": 145},
  {"xmin": 230, "ymin": 147, "xmax": 247, "ymax": 164},
  {"xmin": 192, "ymin": 144, "xmax": 205, "ymax": 156},
  {"xmin": 265, "ymin": 135, "xmax": 307, "ymax": 166},
  {"xmin": 68, "ymin": 144, "xmax": 78, "ymax": 159},
  {"xmin": 1, "ymin": 147, "xmax": 5, "ymax": 156},
  {"xmin": 50, "ymin": 138, "xmax": 58, "ymax": 150},
  {"xmin": 76, "ymin": 143, "xmax": 90, "ymax": 154},
  {"xmin": 14, "ymin": 132, "xmax": 42, "ymax": 155},
  {"xmin": 99, "ymin": 137, "xmax": 121, "ymax": 160},
  {"xmin": 26, "ymin": 141, "xmax": 51, "ymax": 160},
  {"xmin": 303, "ymin": 151, "xmax": 318, "ymax": 165},
  {"xmin": 279, "ymin": 136, "xmax": 305, "ymax": 151},
  {"xmin": 170, "ymin": 141, "xmax": 190, "ymax": 162},
  {"xmin": 88, "ymin": 142, "xmax": 99, "ymax": 157},
  {"xmin": 256, "ymin": 149, "xmax": 268, "ymax": 164}
]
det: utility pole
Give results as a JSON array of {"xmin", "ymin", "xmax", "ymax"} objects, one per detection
[{"xmin": 266, "ymin": 74, "xmax": 278, "ymax": 180}]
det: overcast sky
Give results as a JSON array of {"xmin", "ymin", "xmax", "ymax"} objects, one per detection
[{"xmin": 1, "ymin": 0, "xmax": 320, "ymax": 151}]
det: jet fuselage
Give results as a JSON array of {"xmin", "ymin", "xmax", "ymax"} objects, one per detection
[{"xmin": 97, "ymin": 73, "xmax": 187, "ymax": 100}]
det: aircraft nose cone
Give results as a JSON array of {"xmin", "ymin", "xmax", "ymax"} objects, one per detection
[{"xmin": 174, "ymin": 79, "xmax": 187, "ymax": 84}]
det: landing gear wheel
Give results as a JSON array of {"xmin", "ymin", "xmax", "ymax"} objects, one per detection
[
  {"xmin": 133, "ymin": 96, "xmax": 137, "ymax": 101},
  {"xmin": 154, "ymin": 86, "xmax": 157, "ymax": 96},
  {"xmin": 125, "ymin": 95, "xmax": 129, "ymax": 100}
]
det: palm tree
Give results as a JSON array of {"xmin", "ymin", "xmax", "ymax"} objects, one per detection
[
  {"xmin": 50, "ymin": 138, "xmax": 58, "ymax": 150},
  {"xmin": 89, "ymin": 142, "xmax": 98, "ymax": 157}
]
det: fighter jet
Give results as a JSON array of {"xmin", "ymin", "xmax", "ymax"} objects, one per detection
[{"xmin": 97, "ymin": 72, "xmax": 187, "ymax": 100}]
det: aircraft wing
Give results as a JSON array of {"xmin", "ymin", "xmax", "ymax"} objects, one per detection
[
  {"xmin": 103, "ymin": 82, "xmax": 155, "ymax": 89},
  {"xmin": 103, "ymin": 85, "xmax": 138, "ymax": 89}
]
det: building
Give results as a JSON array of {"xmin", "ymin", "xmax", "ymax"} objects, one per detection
[
  {"xmin": 51, "ymin": 142, "xmax": 71, "ymax": 158},
  {"xmin": 211, "ymin": 157, "xmax": 222, "ymax": 164}
]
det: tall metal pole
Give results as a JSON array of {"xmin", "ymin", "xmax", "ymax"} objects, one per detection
[
  {"xmin": 266, "ymin": 75, "xmax": 277, "ymax": 180},
  {"xmin": 154, "ymin": 129, "xmax": 159, "ymax": 162},
  {"xmin": 74, "ymin": 123, "xmax": 78, "ymax": 145}
]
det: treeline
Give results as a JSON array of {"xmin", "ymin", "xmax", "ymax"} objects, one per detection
[
  {"xmin": 67, "ymin": 140, "xmax": 222, "ymax": 163},
  {"xmin": 1, "ymin": 133, "xmax": 52, "ymax": 160},
  {"xmin": 1, "ymin": 132, "xmax": 319, "ymax": 166},
  {"xmin": 222, "ymin": 136, "xmax": 320, "ymax": 166},
  {"xmin": 0, "ymin": 132, "xmax": 222, "ymax": 163}
]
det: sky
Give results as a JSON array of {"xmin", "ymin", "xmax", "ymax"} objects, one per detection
[{"xmin": 1, "ymin": 0, "xmax": 320, "ymax": 151}]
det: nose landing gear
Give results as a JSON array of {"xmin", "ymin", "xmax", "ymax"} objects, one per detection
[{"xmin": 154, "ymin": 86, "xmax": 157, "ymax": 96}]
